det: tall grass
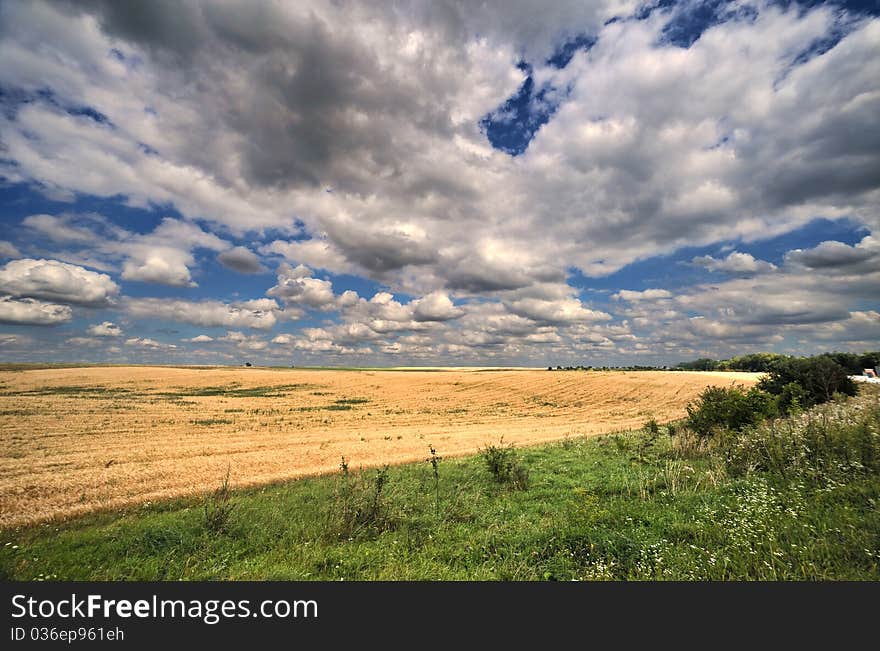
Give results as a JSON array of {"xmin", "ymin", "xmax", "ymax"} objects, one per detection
[
  {"xmin": 326, "ymin": 457, "xmax": 394, "ymax": 540},
  {"xmin": 724, "ymin": 392, "xmax": 880, "ymax": 483},
  {"xmin": 203, "ymin": 466, "xmax": 235, "ymax": 534}
]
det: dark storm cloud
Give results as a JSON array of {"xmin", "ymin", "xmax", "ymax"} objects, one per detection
[
  {"xmin": 67, "ymin": 0, "xmax": 204, "ymax": 59},
  {"xmin": 784, "ymin": 237, "xmax": 880, "ymax": 273},
  {"xmin": 445, "ymin": 260, "xmax": 565, "ymax": 293},
  {"xmin": 53, "ymin": 0, "xmax": 463, "ymax": 193},
  {"xmin": 321, "ymin": 221, "xmax": 438, "ymax": 274},
  {"xmin": 217, "ymin": 247, "xmax": 266, "ymax": 274}
]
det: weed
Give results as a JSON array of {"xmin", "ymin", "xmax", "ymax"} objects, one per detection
[
  {"xmin": 724, "ymin": 389, "xmax": 880, "ymax": 484},
  {"xmin": 326, "ymin": 458, "xmax": 394, "ymax": 540},
  {"xmin": 427, "ymin": 445, "xmax": 442, "ymax": 513},
  {"xmin": 670, "ymin": 428, "xmax": 710, "ymax": 459},
  {"xmin": 203, "ymin": 466, "xmax": 235, "ymax": 534},
  {"xmin": 630, "ymin": 421, "xmax": 662, "ymax": 464},
  {"xmin": 656, "ymin": 460, "xmax": 696, "ymax": 496}
]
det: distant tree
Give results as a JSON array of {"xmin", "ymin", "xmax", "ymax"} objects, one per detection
[
  {"xmin": 676, "ymin": 358, "xmax": 719, "ymax": 371},
  {"xmin": 758, "ymin": 356, "xmax": 856, "ymax": 407},
  {"xmin": 726, "ymin": 352, "xmax": 789, "ymax": 372},
  {"xmin": 820, "ymin": 351, "xmax": 880, "ymax": 375}
]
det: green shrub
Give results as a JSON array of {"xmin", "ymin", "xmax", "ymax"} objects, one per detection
[
  {"xmin": 685, "ymin": 385, "xmax": 777, "ymax": 437},
  {"xmin": 631, "ymin": 422, "xmax": 663, "ymax": 464},
  {"xmin": 776, "ymin": 381, "xmax": 809, "ymax": 414},
  {"xmin": 481, "ymin": 439, "xmax": 530, "ymax": 490}
]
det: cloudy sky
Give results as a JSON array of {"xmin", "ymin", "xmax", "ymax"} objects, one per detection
[{"xmin": 0, "ymin": 0, "xmax": 878, "ymax": 367}]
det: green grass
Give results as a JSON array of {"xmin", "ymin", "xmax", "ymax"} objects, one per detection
[
  {"xmin": 0, "ymin": 383, "xmax": 321, "ymax": 400},
  {"xmin": 156, "ymin": 384, "xmax": 320, "ymax": 399},
  {"xmin": 0, "ymin": 363, "xmax": 225, "ymax": 372},
  {"xmin": 294, "ymin": 400, "xmax": 370, "ymax": 412},
  {"xmin": 1, "ymin": 391, "xmax": 878, "ymax": 581},
  {"xmin": 0, "ymin": 385, "xmax": 132, "ymax": 398}
]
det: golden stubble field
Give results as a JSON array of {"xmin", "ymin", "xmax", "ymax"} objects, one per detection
[{"xmin": 0, "ymin": 366, "xmax": 760, "ymax": 528}]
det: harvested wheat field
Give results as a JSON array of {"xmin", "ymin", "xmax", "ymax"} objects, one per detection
[{"xmin": 0, "ymin": 366, "xmax": 759, "ymax": 528}]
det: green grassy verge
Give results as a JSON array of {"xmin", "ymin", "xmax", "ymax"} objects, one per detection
[{"xmin": 2, "ymin": 391, "xmax": 878, "ymax": 581}]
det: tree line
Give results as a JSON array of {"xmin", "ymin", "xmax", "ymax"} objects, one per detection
[{"xmin": 675, "ymin": 351, "xmax": 880, "ymax": 375}]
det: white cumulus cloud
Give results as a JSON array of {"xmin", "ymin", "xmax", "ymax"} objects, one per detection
[
  {"xmin": 86, "ymin": 321, "xmax": 122, "ymax": 337},
  {"xmin": 125, "ymin": 297, "xmax": 282, "ymax": 330},
  {"xmin": 0, "ymin": 258, "xmax": 119, "ymax": 306},
  {"xmin": 0, "ymin": 296, "xmax": 72, "ymax": 325},
  {"xmin": 692, "ymin": 251, "xmax": 777, "ymax": 275}
]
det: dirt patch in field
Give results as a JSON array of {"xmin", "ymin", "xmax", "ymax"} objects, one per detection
[{"xmin": 0, "ymin": 367, "xmax": 759, "ymax": 528}]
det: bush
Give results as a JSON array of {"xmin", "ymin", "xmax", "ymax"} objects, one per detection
[
  {"xmin": 758, "ymin": 356, "xmax": 856, "ymax": 408},
  {"xmin": 627, "ymin": 419, "xmax": 663, "ymax": 464},
  {"xmin": 776, "ymin": 381, "xmax": 809, "ymax": 414},
  {"xmin": 481, "ymin": 439, "xmax": 530, "ymax": 490},
  {"xmin": 685, "ymin": 385, "xmax": 777, "ymax": 438}
]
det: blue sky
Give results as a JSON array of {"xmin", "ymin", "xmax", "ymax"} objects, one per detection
[{"xmin": 0, "ymin": 0, "xmax": 878, "ymax": 366}]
